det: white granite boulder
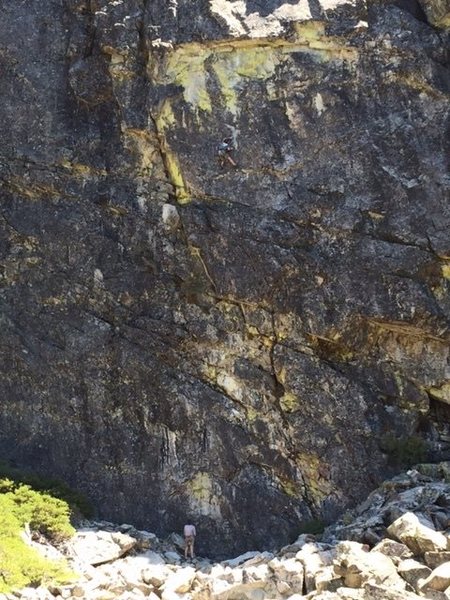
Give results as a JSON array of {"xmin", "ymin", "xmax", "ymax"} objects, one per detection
[
  {"xmin": 387, "ymin": 513, "xmax": 448, "ymax": 556},
  {"xmin": 334, "ymin": 541, "xmax": 405, "ymax": 590},
  {"xmin": 70, "ymin": 530, "xmax": 137, "ymax": 565}
]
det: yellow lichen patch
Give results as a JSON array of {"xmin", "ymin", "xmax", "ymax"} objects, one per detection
[
  {"xmin": 156, "ymin": 99, "xmax": 177, "ymax": 132},
  {"xmin": 246, "ymin": 407, "xmax": 259, "ymax": 421},
  {"xmin": 211, "ymin": 45, "xmax": 281, "ymax": 114},
  {"xmin": 185, "ymin": 472, "xmax": 222, "ymax": 517},
  {"xmin": 428, "ymin": 382, "xmax": 450, "ymax": 404},
  {"xmin": 296, "ymin": 452, "xmax": 332, "ymax": 502},
  {"xmin": 42, "ymin": 297, "xmax": 64, "ymax": 307},
  {"xmin": 261, "ymin": 336, "xmax": 274, "ymax": 348},
  {"xmin": 277, "ymin": 366, "xmax": 287, "ymax": 385},
  {"xmin": 201, "ymin": 364, "xmax": 218, "ymax": 383},
  {"xmin": 279, "ymin": 392, "xmax": 299, "ymax": 413},
  {"xmin": 292, "ymin": 20, "xmax": 326, "ymax": 42},
  {"xmin": 166, "ymin": 48, "xmax": 213, "ymax": 113},
  {"xmin": 59, "ymin": 160, "xmax": 107, "ymax": 177},
  {"xmin": 442, "ymin": 263, "xmax": 450, "ymax": 279},
  {"xmin": 166, "ymin": 150, "xmax": 190, "ymax": 203},
  {"xmin": 153, "ymin": 29, "xmax": 358, "ymax": 117},
  {"xmin": 154, "ymin": 100, "xmax": 190, "ymax": 203},
  {"xmin": 123, "ymin": 128, "xmax": 160, "ymax": 177},
  {"xmin": 432, "ymin": 285, "xmax": 446, "ymax": 300},
  {"xmin": 6, "ymin": 178, "xmax": 62, "ymax": 201},
  {"xmin": 246, "ymin": 324, "xmax": 260, "ymax": 337},
  {"xmin": 436, "ymin": 13, "xmax": 450, "ymax": 28},
  {"xmin": 277, "ymin": 476, "xmax": 300, "ymax": 498}
]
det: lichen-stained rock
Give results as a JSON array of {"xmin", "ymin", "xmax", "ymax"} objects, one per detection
[
  {"xmin": 0, "ymin": 0, "xmax": 449, "ymax": 559},
  {"xmin": 418, "ymin": 0, "xmax": 450, "ymax": 27}
]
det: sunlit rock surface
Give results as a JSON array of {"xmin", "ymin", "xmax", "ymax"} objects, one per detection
[{"xmin": 0, "ymin": 0, "xmax": 449, "ymax": 556}]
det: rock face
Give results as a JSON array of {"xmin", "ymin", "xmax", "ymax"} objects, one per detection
[{"xmin": 0, "ymin": 0, "xmax": 449, "ymax": 556}]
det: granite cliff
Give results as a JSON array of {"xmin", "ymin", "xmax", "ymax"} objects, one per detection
[{"xmin": 0, "ymin": 0, "xmax": 449, "ymax": 557}]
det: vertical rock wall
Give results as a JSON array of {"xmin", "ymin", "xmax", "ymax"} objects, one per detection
[{"xmin": 0, "ymin": 0, "xmax": 449, "ymax": 556}]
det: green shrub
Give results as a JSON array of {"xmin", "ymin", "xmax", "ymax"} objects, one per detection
[
  {"xmin": 0, "ymin": 478, "xmax": 76, "ymax": 593},
  {"xmin": 0, "ymin": 494, "xmax": 73, "ymax": 593},
  {"xmin": 380, "ymin": 434, "xmax": 427, "ymax": 467},
  {"xmin": 8, "ymin": 483, "xmax": 75, "ymax": 541}
]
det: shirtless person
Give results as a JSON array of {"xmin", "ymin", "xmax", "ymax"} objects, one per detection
[{"xmin": 183, "ymin": 523, "xmax": 196, "ymax": 559}]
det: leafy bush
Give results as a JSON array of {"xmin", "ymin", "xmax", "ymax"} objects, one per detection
[
  {"xmin": 380, "ymin": 434, "xmax": 427, "ymax": 467},
  {"xmin": 0, "ymin": 492, "xmax": 73, "ymax": 593},
  {"xmin": 8, "ymin": 483, "xmax": 75, "ymax": 541},
  {"xmin": 0, "ymin": 477, "xmax": 76, "ymax": 593}
]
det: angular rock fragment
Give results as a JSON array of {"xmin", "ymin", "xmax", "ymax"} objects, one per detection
[
  {"xmin": 419, "ymin": 562, "xmax": 450, "ymax": 592},
  {"xmin": 371, "ymin": 539, "xmax": 413, "ymax": 565},
  {"xmin": 387, "ymin": 513, "xmax": 448, "ymax": 556},
  {"xmin": 334, "ymin": 541, "xmax": 405, "ymax": 590},
  {"xmin": 295, "ymin": 543, "xmax": 334, "ymax": 593},
  {"xmin": 269, "ymin": 556, "xmax": 304, "ymax": 594},
  {"xmin": 397, "ymin": 558, "xmax": 432, "ymax": 590},
  {"xmin": 425, "ymin": 552, "xmax": 450, "ymax": 569}
]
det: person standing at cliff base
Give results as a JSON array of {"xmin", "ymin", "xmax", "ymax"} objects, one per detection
[{"xmin": 183, "ymin": 523, "xmax": 196, "ymax": 559}]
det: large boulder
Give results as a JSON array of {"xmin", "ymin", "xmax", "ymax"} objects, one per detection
[
  {"xmin": 70, "ymin": 531, "xmax": 137, "ymax": 566},
  {"xmin": 315, "ymin": 566, "xmax": 344, "ymax": 593},
  {"xmin": 387, "ymin": 513, "xmax": 448, "ymax": 556},
  {"xmin": 224, "ymin": 552, "xmax": 265, "ymax": 569},
  {"xmin": 142, "ymin": 564, "xmax": 174, "ymax": 588},
  {"xmin": 212, "ymin": 579, "xmax": 268, "ymax": 600},
  {"xmin": 361, "ymin": 583, "xmax": 426, "ymax": 600},
  {"xmin": 334, "ymin": 541, "xmax": 406, "ymax": 590}
]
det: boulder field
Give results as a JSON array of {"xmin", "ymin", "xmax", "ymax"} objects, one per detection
[{"xmin": 4, "ymin": 464, "xmax": 450, "ymax": 600}]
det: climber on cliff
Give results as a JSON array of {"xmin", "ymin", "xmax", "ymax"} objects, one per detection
[
  {"xmin": 217, "ymin": 137, "xmax": 237, "ymax": 168},
  {"xmin": 183, "ymin": 523, "xmax": 196, "ymax": 560}
]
